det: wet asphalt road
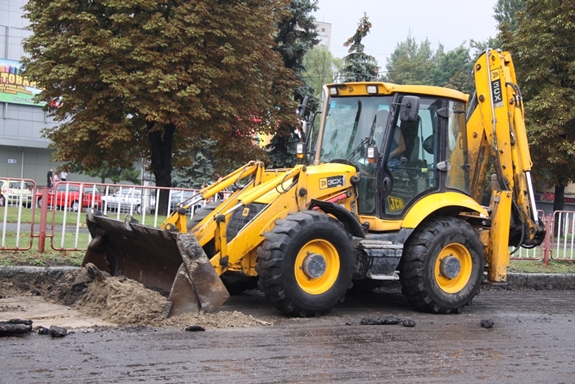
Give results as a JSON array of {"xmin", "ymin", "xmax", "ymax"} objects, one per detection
[{"xmin": 2, "ymin": 287, "xmax": 575, "ymax": 384}]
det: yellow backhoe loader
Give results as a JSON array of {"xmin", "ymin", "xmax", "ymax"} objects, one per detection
[{"xmin": 83, "ymin": 50, "xmax": 545, "ymax": 317}]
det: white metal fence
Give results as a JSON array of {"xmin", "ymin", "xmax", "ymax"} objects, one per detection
[
  {"xmin": 0, "ymin": 180, "xmax": 228, "ymax": 252},
  {"xmin": 0, "ymin": 178, "xmax": 571, "ymax": 264}
]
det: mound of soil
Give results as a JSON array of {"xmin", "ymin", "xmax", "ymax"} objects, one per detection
[{"xmin": 0, "ymin": 264, "xmax": 267, "ymax": 330}]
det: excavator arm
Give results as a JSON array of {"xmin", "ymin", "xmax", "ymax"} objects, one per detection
[{"xmin": 467, "ymin": 50, "xmax": 545, "ymax": 282}]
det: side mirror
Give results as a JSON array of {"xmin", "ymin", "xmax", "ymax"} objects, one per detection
[
  {"xmin": 400, "ymin": 96, "xmax": 420, "ymax": 122},
  {"xmin": 298, "ymin": 96, "xmax": 309, "ymax": 119}
]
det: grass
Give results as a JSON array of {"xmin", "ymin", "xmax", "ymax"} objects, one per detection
[
  {"xmin": 508, "ymin": 259, "xmax": 575, "ymax": 274},
  {"xmin": 1, "ymin": 205, "xmax": 173, "ymax": 267},
  {"xmin": 0, "ymin": 250, "xmax": 85, "ymax": 267},
  {"xmin": 0, "ymin": 206, "xmax": 168, "ymax": 227}
]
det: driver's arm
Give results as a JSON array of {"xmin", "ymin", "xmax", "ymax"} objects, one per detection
[{"xmin": 390, "ymin": 130, "xmax": 406, "ymax": 159}]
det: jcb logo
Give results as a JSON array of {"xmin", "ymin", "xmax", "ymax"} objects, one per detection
[
  {"xmin": 490, "ymin": 70, "xmax": 500, "ymax": 81},
  {"xmin": 387, "ymin": 196, "xmax": 404, "ymax": 212},
  {"xmin": 319, "ymin": 175, "xmax": 345, "ymax": 190}
]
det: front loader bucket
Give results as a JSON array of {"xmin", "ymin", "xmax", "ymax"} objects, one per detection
[{"xmin": 83, "ymin": 212, "xmax": 229, "ymax": 316}]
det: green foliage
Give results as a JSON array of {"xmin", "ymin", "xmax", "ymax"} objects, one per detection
[
  {"xmin": 274, "ymin": 0, "xmax": 319, "ymax": 102},
  {"xmin": 494, "ymin": 0, "xmax": 525, "ymax": 32},
  {"xmin": 341, "ymin": 13, "xmax": 379, "ymax": 82},
  {"xmin": 70, "ymin": 162, "xmax": 141, "ymax": 184},
  {"xmin": 171, "ymin": 138, "xmax": 217, "ymax": 188},
  {"xmin": 22, "ymin": 0, "xmax": 299, "ymax": 188},
  {"xmin": 302, "ymin": 46, "xmax": 343, "ymax": 99},
  {"xmin": 470, "ymin": 0, "xmax": 523, "ymax": 59},
  {"xmin": 430, "ymin": 44, "xmax": 474, "ymax": 94},
  {"xmin": 470, "ymin": 37, "xmax": 501, "ymax": 59},
  {"xmin": 500, "ymin": 0, "xmax": 575, "ymax": 199},
  {"xmin": 265, "ymin": 133, "xmax": 301, "ymax": 168},
  {"xmin": 385, "ymin": 36, "xmax": 434, "ymax": 85},
  {"xmin": 267, "ymin": 0, "xmax": 319, "ymax": 168},
  {"xmin": 385, "ymin": 37, "xmax": 473, "ymax": 92}
]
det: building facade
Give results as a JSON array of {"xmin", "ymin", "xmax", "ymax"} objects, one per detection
[
  {"xmin": 1, "ymin": 0, "xmax": 107, "ymax": 186},
  {"xmin": 315, "ymin": 21, "xmax": 331, "ymax": 48}
]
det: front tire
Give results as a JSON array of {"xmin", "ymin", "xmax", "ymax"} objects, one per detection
[
  {"xmin": 399, "ymin": 216, "xmax": 485, "ymax": 313},
  {"xmin": 256, "ymin": 211, "xmax": 355, "ymax": 317}
]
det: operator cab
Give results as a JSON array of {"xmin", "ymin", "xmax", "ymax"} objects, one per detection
[{"xmin": 301, "ymin": 82, "xmax": 470, "ymax": 220}]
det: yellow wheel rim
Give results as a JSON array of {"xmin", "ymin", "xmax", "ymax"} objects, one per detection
[
  {"xmin": 434, "ymin": 243, "xmax": 472, "ymax": 294},
  {"xmin": 294, "ymin": 239, "xmax": 340, "ymax": 295}
]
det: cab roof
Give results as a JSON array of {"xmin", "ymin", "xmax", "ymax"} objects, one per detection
[{"xmin": 325, "ymin": 82, "xmax": 469, "ymax": 103}]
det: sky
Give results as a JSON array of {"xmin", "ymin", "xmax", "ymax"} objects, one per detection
[{"xmin": 313, "ymin": 0, "xmax": 499, "ymax": 74}]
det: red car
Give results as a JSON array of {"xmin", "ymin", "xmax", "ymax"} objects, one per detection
[{"xmin": 36, "ymin": 183, "xmax": 102, "ymax": 212}]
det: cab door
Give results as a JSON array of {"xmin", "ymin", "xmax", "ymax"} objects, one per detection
[{"xmin": 379, "ymin": 96, "xmax": 442, "ymax": 217}]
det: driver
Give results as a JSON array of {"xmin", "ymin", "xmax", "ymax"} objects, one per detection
[{"xmin": 375, "ymin": 109, "xmax": 405, "ymax": 167}]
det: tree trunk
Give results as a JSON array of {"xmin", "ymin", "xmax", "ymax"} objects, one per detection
[
  {"xmin": 148, "ymin": 122, "xmax": 175, "ymax": 215},
  {"xmin": 553, "ymin": 184, "xmax": 566, "ymax": 236}
]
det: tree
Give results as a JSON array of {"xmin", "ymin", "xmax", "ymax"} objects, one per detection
[
  {"xmin": 274, "ymin": 0, "xmax": 319, "ymax": 103},
  {"xmin": 494, "ymin": 0, "xmax": 525, "ymax": 32},
  {"xmin": 470, "ymin": 1, "xmax": 523, "ymax": 59},
  {"xmin": 69, "ymin": 162, "xmax": 141, "ymax": 184},
  {"xmin": 341, "ymin": 13, "xmax": 379, "ymax": 82},
  {"xmin": 470, "ymin": 37, "xmax": 501, "ymax": 59},
  {"xmin": 500, "ymin": 0, "xmax": 575, "ymax": 212},
  {"xmin": 430, "ymin": 44, "xmax": 474, "ymax": 94},
  {"xmin": 302, "ymin": 46, "xmax": 343, "ymax": 99},
  {"xmin": 385, "ymin": 36, "xmax": 434, "ymax": 85},
  {"xmin": 22, "ymin": 0, "xmax": 299, "ymax": 212},
  {"xmin": 267, "ymin": 0, "xmax": 319, "ymax": 168},
  {"xmin": 171, "ymin": 138, "xmax": 217, "ymax": 189}
]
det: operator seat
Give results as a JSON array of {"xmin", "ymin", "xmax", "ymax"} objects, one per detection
[{"xmin": 400, "ymin": 117, "xmax": 421, "ymax": 163}]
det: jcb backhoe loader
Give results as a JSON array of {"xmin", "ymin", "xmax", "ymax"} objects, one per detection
[{"xmin": 83, "ymin": 50, "xmax": 545, "ymax": 317}]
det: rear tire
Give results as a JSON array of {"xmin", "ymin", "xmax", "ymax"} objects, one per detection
[
  {"xmin": 187, "ymin": 201, "xmax": 221, "ymax": 230},
  {"xmin": 256, "ymin": 211, "xmax": 355, "ymax": 317},
  {"xmin": 0, "ymin": 195, "xmax": 5, "ymax": 207},
  {"xmin": 399, "ymin": 216, "xmax": 485, "ymax": 313},
  {"xmin": 71, "ymin": 200, "xmax": 80, "ymax": 212}
]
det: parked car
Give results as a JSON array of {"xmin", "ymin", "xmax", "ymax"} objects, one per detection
[
  {"xmin": 169, "ymin": 190, "xmax": 203, "ymax": 214},
  {"xmin": 102, "ymin": 188, "xmax": 155, "ymax": 214},
  {"xmin": 0, "ymin": 179, "xmax": 34, "ymax": 208},
  {"xmin": 36, "ymin": 183, "xmax": 102, "ymax": 212}
]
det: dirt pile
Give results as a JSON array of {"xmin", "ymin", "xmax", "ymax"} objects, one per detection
[{"xmin": 0, "ymin": 264, "xmax": 268, "ymax": 330}]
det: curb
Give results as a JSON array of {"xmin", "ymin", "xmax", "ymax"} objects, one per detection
[
  {"xmin": 506, "ymin": 273, "xmax": 575, "ymax": 290},
  {"xmin": 0, "ymin": 266, "xmax": 574, "ymax": 290}
]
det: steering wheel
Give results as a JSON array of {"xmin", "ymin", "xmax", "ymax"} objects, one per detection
[{"xmin": 330, "ymin": 158, "xmax": 354, "ymax": 166}]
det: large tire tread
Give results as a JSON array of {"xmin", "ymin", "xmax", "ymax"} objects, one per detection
[
  {"xmin": 187, "ymin": 201, "xmax": 222, "ymax": 231},
  {"xmin": 256, "ymin": 211, "xmax": 354, "ymax": 317},
  {"xmin": 399, "ymin": 216, "xmax": 485, "ymax": 314}
]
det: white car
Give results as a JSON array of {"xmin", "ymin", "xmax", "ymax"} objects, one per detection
[
  {"xmin": 169, "ymin": 190, "xmax": 204, "ymax": 214},
  {"xmin": 0, "ymin": 179, "xmax": 34, "ymax": 208},
  {"xmin": 102, "ymin": 188, "xmax": 155, "ymax": 214}
]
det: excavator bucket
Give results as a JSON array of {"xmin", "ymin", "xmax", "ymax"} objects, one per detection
[{"xmin": 82, "ymin": 211, "xmax": 229, "ymax": 316}]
